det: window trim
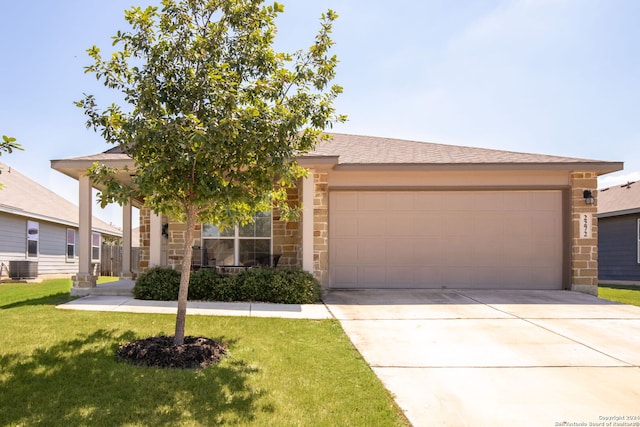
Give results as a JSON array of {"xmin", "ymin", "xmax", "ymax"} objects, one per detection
[
  {"xmin": 66, "ymin": 228, "xmax": 76, "ymax": 262},
  {"xmin": 91, "ymin": 232, "xmax": 101, "ymax": 263},
  {"xmin": 637, "ymin": 218, "xmax": 640, "ymax": 264},
  {"xmin": 26, "ymin": 221, "xmax": 39, "ymax": 259},
  {"xmin": 202, "ymin": 213, "xmax": 273, "ymax": 266}
]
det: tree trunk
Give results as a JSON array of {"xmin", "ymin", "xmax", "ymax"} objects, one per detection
[{"xmin": 174, "ymin": 205, "xmax": 197, "ymax": 346}]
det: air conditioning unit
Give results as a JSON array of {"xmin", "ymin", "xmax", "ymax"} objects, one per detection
[{"xmin": 9, "ymin": 261, "xmax": 38, "ymax": 279}]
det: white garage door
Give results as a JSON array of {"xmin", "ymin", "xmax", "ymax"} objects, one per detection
[{"xmin": 329, "ymin": 190, "xmax": 563, "ymax": 289}]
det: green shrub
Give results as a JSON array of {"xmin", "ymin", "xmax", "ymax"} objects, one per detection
[
  {"xmin": 235, "ymin": 268, "xmax": 321, "ymax": 304},
  {"xmin": 189, "ymin": 268, "xmax": 238, "ymax": 302},
  {"xmin": 133, "ymin": 267, "xmax": 181, "ymax": 300},
  {"xmin": 235, "ymin": 268, "xmax": 276, "ymax": 302},
  {"xmin": 270, "ymin": 268, "xmax": 322, "ymax": 304},
  {"xmin": 133, "ymin": 266, "xmax": 322, "ymax": 304}
]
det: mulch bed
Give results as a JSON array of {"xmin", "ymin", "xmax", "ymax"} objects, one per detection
[{"xmin": 116, "ymin": 336, "xmax": 227, "ymax": 369}]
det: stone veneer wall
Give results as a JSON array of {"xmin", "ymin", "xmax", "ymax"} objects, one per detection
[
  {"xmin": 272, "ymin": 185, "xmax": 302, "ymax": 268},
  {"xmin": 570, "ymin": 171, "xmax": 599, "ymax": 295},
  {"xmin": 138, "ymin": 186, "xmax": 304, "ymax": 273},
  {"xmin": 166, "ymin": 221, "xmax": 201, "ymax": 271},
  {"xmin": 313, "ymin": 171, "xmax": 329, "ymax": 286},
  {"xmin": 138, "ymin": 207, "xmax": 151, "ymax": 271}
]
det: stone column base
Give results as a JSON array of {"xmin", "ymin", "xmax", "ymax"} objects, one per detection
[
  {"xmin": 571, "ymin": 283, "xmax": 598, "ymax": 296},
  {"xmin": 72, "ymin": 274, "xmax": 98, "ymax": 289}
]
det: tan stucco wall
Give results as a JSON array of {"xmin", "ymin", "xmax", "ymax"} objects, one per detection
[{"xmin": 328, "ymin": 170, "xmax": 571, "ymax": 188}]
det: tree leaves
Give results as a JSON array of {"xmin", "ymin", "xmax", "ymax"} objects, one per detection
[
  {"xmin": 79, "ymin": 0, "xmax": 344, "ymax": 225},
  {"xmin": 78, "ymin": 0, "xmax": 345, "ymax": 344},
  {"xmin": 1, "ymin": 135, "xmax": 22, "ymax": 156}
]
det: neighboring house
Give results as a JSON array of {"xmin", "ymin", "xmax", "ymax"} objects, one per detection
[
  {"xmin": 0, "ymin": 162, "xmax": 122, "ymax": 280},
  {"xmin": 597, "ymin": 180, "xmax": 640, "ymax": 285},
  {"xmin": 51, "ymin": 133, "xmax": 622, "ymax": 295}
]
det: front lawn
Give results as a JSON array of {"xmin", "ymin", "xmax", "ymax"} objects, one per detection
[
  {"xmin": 598, "ymin": 284, "xmax": 640, "ymax": 307},
  {"xmin": 0, "ymin": 279, "xmax": 408, "ymax": 426}
]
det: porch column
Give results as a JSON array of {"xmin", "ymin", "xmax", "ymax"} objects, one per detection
[
  {"xmin": 72, "ymin": 174, "xmax": 97, "ymax": 290},
  {"xmin": 120, "ymin": 202, "xmax": 133, "ymax": 278},
  {"xmin": 302, "ymin": 171, "xmax": 314, "ymax": 272},
  {"xmin": 149, "ymin": 211, "xmax": 162, "ymax": 267}
]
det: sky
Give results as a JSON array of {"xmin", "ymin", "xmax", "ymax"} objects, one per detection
[{"xmin": 1, "ymin": 0, "xmax": 639, "ymax": 228}]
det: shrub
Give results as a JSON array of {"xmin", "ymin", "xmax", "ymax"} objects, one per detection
[
  {"xmin": 189, "ymin": 268, "xmax": 237, "ymax": 302},
  {"xmin": 132, "ymin": 266, "xmax": 322, "ymax": 304},
  {"xmin": 235, "ymin": 267, "xmax": 321, "ymax": 304},
  {"xmin": 235, "ymin": 267, "xmax": 276, "ymax": 302},
  {"xmin": 269, "ymin": 268, "xmax": 322, "ymax": 304},
  {"xmin": 133, "ymin": 267, "xmax": 181, "ymax": 300}
]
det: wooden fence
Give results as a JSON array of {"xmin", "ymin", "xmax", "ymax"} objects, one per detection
[{"xmin": 100, "ymin": 245, "xmax": 140, "ymax": 277}]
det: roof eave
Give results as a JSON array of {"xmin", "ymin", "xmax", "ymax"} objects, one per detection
[
  {"xmin": 50, "ymin": 157, "xmax": 136, "ymax": 181},
  {"xmin": 597, "ymin": 208, "xmax": 640, "ymax": 218},
  {"xmin": 0, "ymin": 206, "xmax": 122, "ymax": 237},
  {"xmin": 296, "ymin": 155, "xmax": 340, "ymax": 167},
  {"xmin": 331, "ymin": 162, "xmax": 624, "ymax": 173}
]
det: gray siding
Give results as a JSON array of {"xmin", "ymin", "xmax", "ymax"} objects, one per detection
[
  {"xmin": 598, "ymin": 214, "xmax": 640, "ymax": 281},
  {"xmin": 0, "ymin": 212, "xmax": 79, "ymax": 277},
  {"xmin": 38, "ymin": 222, "xmax": 78, "ymax": 275},
  {"xmin": 0, "ymin": 213, "xmax": 26, "ymax": 261}
]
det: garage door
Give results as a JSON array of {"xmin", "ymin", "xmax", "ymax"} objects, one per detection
[{"xmin": 329, "ymin": 190, "xmax": 563, "ymax": 289}]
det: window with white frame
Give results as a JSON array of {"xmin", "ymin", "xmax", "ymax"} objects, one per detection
[
  {"xmin": 91, "ymin": 232, "xmax": 101, "ymax": 262},
  {"xmin": 66, "ymin": 229, "xmax": 76, "ymax": 261},
  {"xmin": 202, "ymin": 212, "xmax": 272, "ymax": 266},
  {"xmin": 26, "ymin": 221, "xmax": 39, "ymax": 258},
  {"xmin": 637, "ymin": 219, "xmax": 640, "ymax": 264}
]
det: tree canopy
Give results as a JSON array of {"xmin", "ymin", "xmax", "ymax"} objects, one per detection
[
  {"xmin": 1, "ymin": 135, "xmax": 21, "ymax": 156},
  {"xmin": 77, "ymin": 0, "xmax": 345, "ymax": 345},
  {"xmin": 0, "ymin": 135, "xmax": 22, "ymax": 190},
  {"xmin": 78, "ymin": 0, "xmax": 344, "ymax": 226}
]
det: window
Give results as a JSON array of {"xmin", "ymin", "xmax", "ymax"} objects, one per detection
[
  {"xmin": 91, "ymin": 232, "xmax": 101, "ymax": 262},
  {"xmin": 26, "ymin": 221, "xmax": 39, "ymax": 258},
  {"xmin": 66, "ymin": 229, "xmax": 76, "ymax": 261},
  {"xmin": 202, "ymin": 212, "xmax": 272, "ymax": 266},
  {"xmin": 637, "ymin": 219, "xmax": 640, "ymax": 264}
]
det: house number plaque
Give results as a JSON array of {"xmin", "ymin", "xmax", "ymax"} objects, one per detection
[{"xmin": 581, "ymin": 213, "xmax": 592, "ymax": 239}]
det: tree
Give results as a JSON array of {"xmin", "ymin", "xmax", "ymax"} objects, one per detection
[
  {"xmin": 77, "ymin": 0, "xmax": 345, "ymax": 346},
  {"xmin": 1, "ymin": 135, "xmax": 21, "ymax": 155},
  {"xmin": 0, "ymin": 135, "xmax": 22, "ymax": 190}
]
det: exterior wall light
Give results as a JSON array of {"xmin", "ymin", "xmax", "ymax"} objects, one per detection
[{"xmin": 583, "ymin": 190, "xmax": 595, "ymax": 205}]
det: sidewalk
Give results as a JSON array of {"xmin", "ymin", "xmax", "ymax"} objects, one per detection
[{"xmin": 57, "ymin": 295, "xmax": 334, "ymax": 320}]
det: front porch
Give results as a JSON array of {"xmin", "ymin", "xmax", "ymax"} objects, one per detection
[{"xmin": 51, "ymin": 150, "xmax": 320, "ymax": 295}]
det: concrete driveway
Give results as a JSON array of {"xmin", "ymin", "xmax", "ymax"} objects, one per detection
[{"xmin": 323, "ymin": 289, "xmax": 640, "ymax": 427}]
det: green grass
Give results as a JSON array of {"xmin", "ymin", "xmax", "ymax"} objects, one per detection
[
  {"xmin": 598, "ymin": 284, "xmax": 640, "ymax": 307},
  {"xmin": 0, "ymin": 279, "xmax": 408, "ymax": 426}
]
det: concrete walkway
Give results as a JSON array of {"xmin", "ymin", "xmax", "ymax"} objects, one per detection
[
  {"xmin": 324, "ymin": 289, "xmax": 640, "ymax": 427},
  {"xmin": 57, "ymin": 295, "xmax": 333, "ymax": 319},
  {"xmin": 58, "ymin": 289, "xmax": 640, "ymax": 426}
]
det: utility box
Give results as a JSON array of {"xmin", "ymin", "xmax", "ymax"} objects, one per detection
[{"xmin": 9, "ymin": 261, "xmax": 38, "ymax": 279}]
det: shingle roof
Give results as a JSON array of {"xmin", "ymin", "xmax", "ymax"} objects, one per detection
[
  {"xmin": 51, "ymin": 133, "xmax": 622, "ymax": 177},
  {"xmin": 308, "ymin": 133, "xmax": 610, "ymax": 165},
  {"xmin": 0, "ymin": 162, "xmax": 122, "ymax": 236},
  {"xmin": 597, "ymin": 180, "xmax": 640, "ymax": 217}
]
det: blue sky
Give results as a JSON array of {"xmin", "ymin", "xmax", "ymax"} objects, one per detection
[{"xmin": 1, "ymin": 0, "xmax": 639, "ymax": 227}]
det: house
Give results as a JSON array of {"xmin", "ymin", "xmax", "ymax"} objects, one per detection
[
  {"xmin": 597, "ymin": 180, "xmax": 640, "ymax": 285},
  {"xmin": 0, "ymin": 162, "xmax": 122, "ymax": 280},
  {"xmin": 51, "ymin": 133, "xmax": 622, "ymax": 295}
]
